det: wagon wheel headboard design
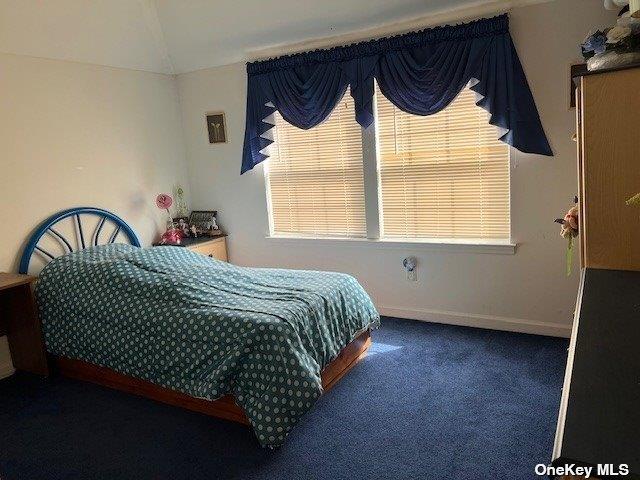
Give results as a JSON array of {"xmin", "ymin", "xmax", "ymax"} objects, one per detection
[{"xmin": 19, "ymin": 207, "xmax": 141, "ymax": 274}]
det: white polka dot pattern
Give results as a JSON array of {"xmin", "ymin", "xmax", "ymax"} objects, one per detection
[{"xmin": 35, "ymin": 244, "xmax": 380, "ymax": 447}]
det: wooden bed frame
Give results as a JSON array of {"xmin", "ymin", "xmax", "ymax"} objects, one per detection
[{"xmin": 51, "ymin": 329, "xmax": 372, "ymax": 425}]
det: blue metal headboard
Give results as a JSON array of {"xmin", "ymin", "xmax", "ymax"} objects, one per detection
[{"xmin": 19, "ymin": 207, "xmax": 141, "ymax": 274}]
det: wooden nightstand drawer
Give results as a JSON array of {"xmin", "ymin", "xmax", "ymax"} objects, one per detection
[{"xmin": 187, "ymin": 237, "xmax": 227, "ymax": 261}]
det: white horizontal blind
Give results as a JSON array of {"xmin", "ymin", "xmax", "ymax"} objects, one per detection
[
  {"xmin": 266, "ymin": 91, "xmax": 366, "ymax": 237},
  {"xmin": 376, "ymin": 87, "xmax": 510, "ymax": 240}
]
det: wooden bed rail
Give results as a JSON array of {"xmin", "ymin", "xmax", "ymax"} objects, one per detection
[{"xmin": 51, "ymin": 329, "xmax": 372, "ymax": 425}]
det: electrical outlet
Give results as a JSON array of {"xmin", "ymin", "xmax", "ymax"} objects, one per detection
[
  {"xmin": 407, "ymin": 268, "xmax": 417, "ymax": 282},
  {"xmin": 403, "ymin": 256, "xmax": 418, "ymax": 282}
]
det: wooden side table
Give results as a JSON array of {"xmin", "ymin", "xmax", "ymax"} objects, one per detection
[{"xmin": 0, "ymin": 273, "xmax": 48, "ymax": 376}]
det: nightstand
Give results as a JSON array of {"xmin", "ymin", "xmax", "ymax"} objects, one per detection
[
  {"xmin": 0, "ymin": 273, "xmax": 48, "ymax": 376},
  {"xmin": 154, "ymin": 235, "xmax": 228, "ymax": 262},
  {"xmin": 183, "ymin": 236, "xmax": 228, "ymax": 261}
]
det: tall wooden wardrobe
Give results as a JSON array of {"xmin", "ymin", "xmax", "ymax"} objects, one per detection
[{"xmin": 552, "ymin": 66, "xmax": 640, "ymax": 477}]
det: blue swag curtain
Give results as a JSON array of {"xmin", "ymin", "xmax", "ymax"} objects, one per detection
[{"xmin": 242, "ymin": 14, "xmax": 552, "ymax": 174}]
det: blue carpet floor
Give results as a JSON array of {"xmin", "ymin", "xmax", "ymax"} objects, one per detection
[{"xmin": 0, "ymin": 317, "xmax": 567, "ymax": 480}]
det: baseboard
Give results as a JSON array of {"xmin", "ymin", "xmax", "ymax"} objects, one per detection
[
  {"xmin": 378, "ymin": 306, "xmax": 572, "ymax": 338},
  {"xmin": 0, "ymin": 360, "xmax": 15, "ymax": 380}
]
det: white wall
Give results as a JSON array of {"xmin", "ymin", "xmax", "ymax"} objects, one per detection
[
  {"xmin": 177, "ymin": 0, "xmax": 616, "ymax": 338},
  {"xmin": 0, "ymin": 53, "xmax": 190, "ymax": 374}
]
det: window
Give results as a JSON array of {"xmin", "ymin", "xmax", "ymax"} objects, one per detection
[
  {"xmin": 265, "ymin": 86, "xmax": 511, "ymax": 244},
  {"xmin": 376, "ymin": 87, "xmax": 510, "ymax": 240},
  {"xmin": 265, "ymin": 91, "xmax": 366, "ymax": 237}
]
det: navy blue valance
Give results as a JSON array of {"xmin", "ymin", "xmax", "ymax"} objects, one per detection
[{"xmin": 242, "ymin": 14, "xmax": 552, "ymax": 174}]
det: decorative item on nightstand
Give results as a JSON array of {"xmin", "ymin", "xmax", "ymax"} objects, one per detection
[
  {"xmin": 188, "ymin": 210, "xmax": 221, "ymax": 237},
  {"xmin": 153, "ymin": 209, "xmax": 228, "ymax": 261},
  {"xmin": 153, "ymin": 234, "xmax": 228, "ymax": 262},
  {"xmin": 173, "ymin": 184, "xmax": 189, "ymax": 218},
  {"xmin": 156, "ymin": 193, "xmax": 184, "ymax": 245}
]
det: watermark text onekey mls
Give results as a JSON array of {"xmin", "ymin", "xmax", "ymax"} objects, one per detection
[{"xmin": 535, "ymin": 463, "xmax": 630, "ymax": 478}]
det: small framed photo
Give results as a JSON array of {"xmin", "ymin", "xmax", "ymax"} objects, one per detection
[
  {"xmin": 189, "ymin": 210, "xmax": 220, "ymax": 236},
  {"xmin": 206, "ymin": 112, "xmax": 227, "ymax": 144}
]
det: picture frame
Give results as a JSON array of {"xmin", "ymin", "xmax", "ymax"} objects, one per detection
[
  {"xmin": 188, "ymin": 210, "xmax": 220, "ymax": 236},
  {"xmin": 206, "ymin": 112, "xmax": 227, "ymax": 144}
]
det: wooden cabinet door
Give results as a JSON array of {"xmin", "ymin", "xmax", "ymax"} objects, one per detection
[{"xmin": 581, "ymin": 69, "xmax": 640, "ymax": 271}]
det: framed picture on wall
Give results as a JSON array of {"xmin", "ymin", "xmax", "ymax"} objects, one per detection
[{"xmin": 206, "ymin": 112, "xmax": 227, "ymax": 144}]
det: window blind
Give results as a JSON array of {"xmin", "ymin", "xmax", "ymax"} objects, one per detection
[
  {"xmin": 376, "ymin": 87, "xmax": 511, "ymax": 240},
  {"xmin": 266, "ymin": 91, "xmax": 366, "ymax": 237}
]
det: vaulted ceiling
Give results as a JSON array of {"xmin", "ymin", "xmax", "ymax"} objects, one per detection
[{"xmin": 0, "ymin": 0, "xmax": 543, "ymax": 74}]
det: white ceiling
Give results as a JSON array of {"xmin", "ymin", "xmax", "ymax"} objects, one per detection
[{"xmin": 0, "ymin": 0, "xmax": 535, "ymax": 74}]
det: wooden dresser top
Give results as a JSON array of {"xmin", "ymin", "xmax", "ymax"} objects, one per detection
[{"xmin": 0, "ymin": 273, "xmax": 36, "ymax": 291}]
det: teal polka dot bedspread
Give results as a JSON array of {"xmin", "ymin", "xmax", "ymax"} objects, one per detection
[{"xmin": 35, "ymin": 244, "xmax": 380, "ymax": 447}]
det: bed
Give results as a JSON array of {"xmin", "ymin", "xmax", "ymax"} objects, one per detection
[{"xmin": 20, "ymin": 207, "xmax": 380, "ymax": 447}]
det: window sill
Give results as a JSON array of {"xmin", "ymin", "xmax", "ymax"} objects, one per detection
[{"xmin": 265, "ymin": 235, "xmax": 517, "ymax": 255}]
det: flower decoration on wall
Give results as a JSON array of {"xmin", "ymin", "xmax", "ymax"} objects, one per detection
[{"xmin": 555, "ymin": 197, "xmax": 580, "ymax": 276}]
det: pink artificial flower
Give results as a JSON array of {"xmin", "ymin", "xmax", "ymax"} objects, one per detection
[{"xmin": 156, "ymin": 194, "xmax": 173, "ymax": 210}]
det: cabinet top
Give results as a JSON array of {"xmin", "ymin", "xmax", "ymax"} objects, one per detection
[
  {"xmin": 0, "ymin": 273, "xmax": 36, "ymax": 291},
  {"xmin": 572, "ymin": 61, "xmax": 640, "ymax": 81}
]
